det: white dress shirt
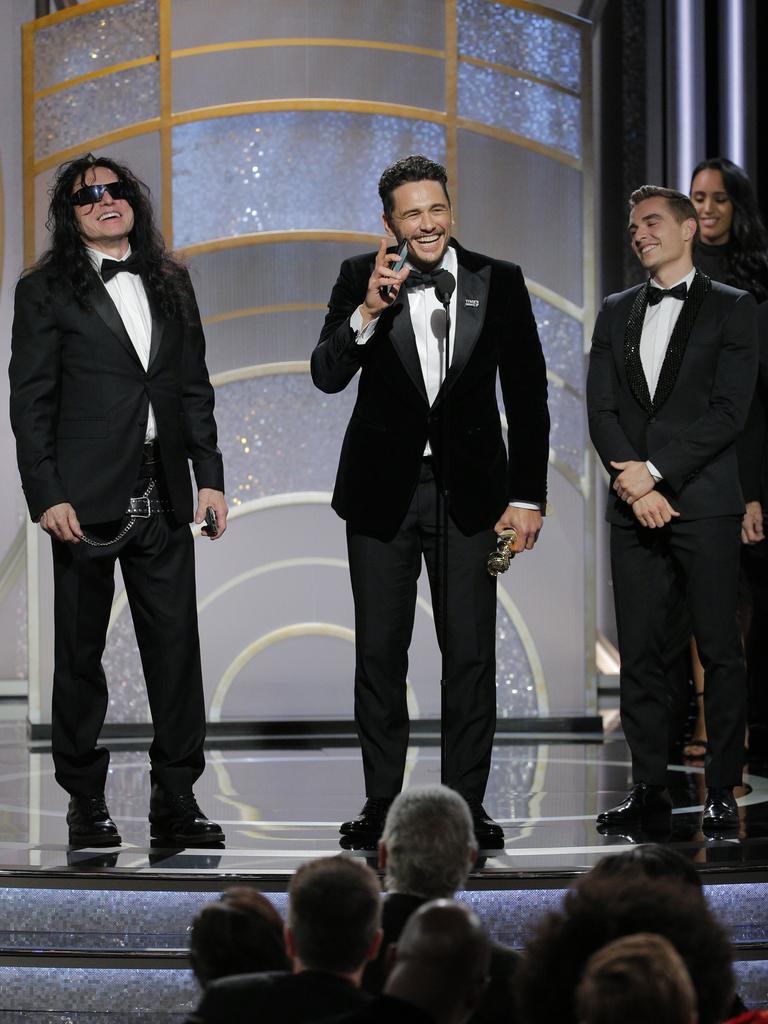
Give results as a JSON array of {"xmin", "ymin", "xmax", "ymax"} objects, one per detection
[
  {"xmin": 641, "ymin": 267, "xmax": 696, "ymax": 480},
  {"xmin": 86, "ymin": 245, "xmax": 156, "ymax": 441}
]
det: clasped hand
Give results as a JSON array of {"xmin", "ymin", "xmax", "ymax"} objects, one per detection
[{"xmin": 610, "ymin": 460, "xmax": 655, "ymax": 504}]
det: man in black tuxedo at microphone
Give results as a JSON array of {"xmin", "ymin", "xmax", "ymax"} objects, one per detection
[
  {"xmin": 312, "ymin": 155, "xmax": 550, "ymax": 844},
  {"xmin": 9, "ymin": 154, "xmax": 227, "ymax": 847},
  {"xmin": 587, "ymin": 185, "xmax": 757, "ymax": 833}
]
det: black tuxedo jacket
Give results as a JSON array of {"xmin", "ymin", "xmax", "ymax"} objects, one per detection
[
  {"xmin": 184, "ymin": 969, "xmax": 372, "ymax": 1024},
  {"xmin": 587, "ymin": 272, "xmax": 757, "ymax": 524},
  {"xmin": 9, "ymin": 265, "xmax": 224, "ymax": 525},
  {"xmin": 311, "ymin": 240, "xmax": 550, "ymax": 541},
  {"xmin": 363, "ymin": 893, "xmax": 520, "ymax": 1024}
]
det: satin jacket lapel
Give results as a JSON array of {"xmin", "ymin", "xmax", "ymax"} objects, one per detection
[
  {"xmin": 445, "ymin": 262, "xmax": 490, "ymax": 392},
  {"xmin": 147, "ymin": 299, "xmax": 165, "ymax": 369},
  {"xmin": 387, "ymin": 293, "xmax": 428, "ymax": 402},
  {"xmin": 623, "ymin": 284, "xmax": 654, "ymax": 414},
  {"xmin": 652, "ymin": 271, "xmax": 711, "ymax": 412},
  {"xmin": 90, "ymin": 282, "xmax": 143, "ymax": 368}
]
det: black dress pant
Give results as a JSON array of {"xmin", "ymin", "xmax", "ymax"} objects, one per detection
[
  {"xmin": 741, "ymin": 534, "xmax": 768, "ymax": 735},
  {"xmin": 50, "ymin": 463, "xmax": 206, "ymax": 797},
  {"xmin": 347, "ymin": 460, "xmax": 497, "ymax": 800},
  {"xmin": 611, "ymin": 514, "xmax": 745, "ymax": 788}
]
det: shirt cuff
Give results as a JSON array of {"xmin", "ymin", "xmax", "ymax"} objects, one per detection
[
  {"xmin": 350, "ymin": 306, "xmax": 379, "ymax": 345},
  {"xmin": 509, "ymin": 501, "xmax": 541, "ymax": 511},
  {"xmin": 646, "ymin": 460, "xmax": 663, "ymax": 482}
]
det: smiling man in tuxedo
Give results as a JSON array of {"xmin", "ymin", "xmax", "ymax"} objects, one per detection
[
  {"xmin": 312, "ymin": 155, "xmax": 550, "ymax": 845},
  {"xmin": 9, "ymin": 154, "xmax": 227, "ymax": 847},
  {"xmin": 587, "ymin": 185, "xmax": 757, "ymax": 833}
]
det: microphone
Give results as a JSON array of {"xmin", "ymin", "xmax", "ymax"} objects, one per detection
[{"xmin": 434, "ymin": 270, "xmax": 456, "ymax": 306}]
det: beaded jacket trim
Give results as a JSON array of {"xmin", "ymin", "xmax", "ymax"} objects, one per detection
[{"xmin": 623, "ymin": 271, "xmax": 712, "ymax": 415}]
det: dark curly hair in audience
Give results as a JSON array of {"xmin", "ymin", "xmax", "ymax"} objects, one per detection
[
  {"xmin": 691, "ymin": 157, "xmax": 768, "ymax": 302},
  {"xmin": 189, "ymin": 887, "xmax": 289, "ymax": 987},
  {"xmin": 588, "ymin": 845, "xmax": 703, "ymax": 890},
  {"xmin": 28, "ymin": 153, "xmax": 193, "ymax": 320},
  {"xmin": 516, "ymin": 873, "xmax": 733, "ymax": 1024},
  {"xmin": 378, "ymin": 154, "xmax": 451, "ymax": 220}
]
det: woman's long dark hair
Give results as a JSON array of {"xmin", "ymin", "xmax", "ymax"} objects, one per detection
[
  {"xmin": 691, "ymin": 156, "xmax": 768, "ymax": 302},
  {"xmin": 29, "ymin": 153, "xmax": 192, "ymax": 319}
]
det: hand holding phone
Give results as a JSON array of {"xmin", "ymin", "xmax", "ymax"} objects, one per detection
[
  {"xmin": 203, "ymin": 505, "xmax": 218, "ymax": 537},
  {"xmin": 381, "ymin": 239, "xmax": 409, "ymax": 299}
]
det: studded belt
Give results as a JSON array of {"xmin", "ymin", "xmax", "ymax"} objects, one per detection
[{"xmin": 126, "ymin": 494, "xmax": 173, "ymax": 518}]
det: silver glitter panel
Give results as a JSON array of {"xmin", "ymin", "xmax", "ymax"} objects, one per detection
[
  {"xmin": 171, "ymin": 0, "xmax": 444, "ymax": 51},
  {"xmin": 35, "ymin": 64, "xmax": 160, "ymax": 162},
  {"xmin": 202, "ymin": 310, "xmax": 329, "ymax": 377},
  {"xmin": 497, "ymin": 373, "xmax": 585, "ymax": 480},
  {"xmin": 0, "ymin": 967, "xmax": 194, "ymax": 1012},
  {"xmin": 172, "ymin": 47, "xmax": 444, "ymax": 114},
  {"xmin": 34, "ymin": 0, "xmax": 158, "ymax": 92},
  {"xmin": 212, "ymin": 373, "xmax": 357, "ymax": 506},
  {"xmin": 455, "ymin": 883, "xmax": 768, "ymax": 953},
  {"xmin": 458, "ymin": 887, "xmax": 567, "ymax": 946},
  {"xmin": 3, "ymin": 884, "xmax": 768, "ymax": 957},
  {"xmin": 458, "ymin": 62, "xmax": 581, "ymax": 160},
  {"xmin": 188, "ymin": 242, "xmax": 369, "ymax": 319},
  {"xmin": 457, "ymin": 0, "xmax": 581, "ymax": 93},
  {"xmin": 733, "ymin": 962, "xmax": 768, "ymax": 1009},
  {"xmin": 457, "ymin": 130, "xmax": 584, "ymax": 307},
  {"xmin": 0, "ymin": 889, "xmax": 209, "ymax": 951},
  {"xmin": 496, "ymin": 604, "xmax": 537, "ymax": 718},
  {"xmin": 172, "ymin": 113, "xmax": 446, "ymax": 248},
  {"xmin": 548, "ymin": 382, "xmax": 586, "ymax": 478},
  {"xmin": 531, "ymin": 296, "xmax": 584, "ymax": 395}
]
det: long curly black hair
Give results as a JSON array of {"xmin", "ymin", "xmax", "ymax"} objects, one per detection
[
  {"xmin": 691, "ymin": 156, "xmax": 768, "ymax": 302},
  {"xmin": 29, "ymin": 153, "xmax": 193, "ymax": 320}
]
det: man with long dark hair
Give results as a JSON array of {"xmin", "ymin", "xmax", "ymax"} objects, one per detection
[{"xmin": 9, "ymin": 154, "xmax": 227, "ymax": 847}]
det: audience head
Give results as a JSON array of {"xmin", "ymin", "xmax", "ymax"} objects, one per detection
[
  {"xmin": 517, "ymin": 870, "xmax": 733, "ymax": 1024},
  {"xmin": 380, "ymin": 785, "xmax": 478, "ymax": 898},
  {"xmin": 189, "ymin": 886, "xmax": 289, "ymax": 987},
  {"xmin": 576, "ymin": 933, "xmax": 698, "ymax": 1024},
  {"xmin": 386, "ymin": 899, "xmax": 491, "ymax": 1024},
  {"xmin": 286, "ymin": 856, "xmax": 382, "ymax": 977},
  {"xmin": 690, "ymin": 156, "xmax": 768, "ymax": 301},
  {"xmin": 589, "ymin": 844, "xmax": 703, "ymax": 891}
]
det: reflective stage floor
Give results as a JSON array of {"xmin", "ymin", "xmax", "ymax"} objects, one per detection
[
  {"xmin": 2, "ymin": 715, "xmax": 768, "ymax": 1018},
  {"xmin": 3, "ymin": 719, "xmax": 768, "ymax": 875}
]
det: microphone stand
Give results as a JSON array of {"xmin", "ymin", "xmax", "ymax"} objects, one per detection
[{"xmin": 434, "ymin": 271, "xmax": 455, "ymax": 787}]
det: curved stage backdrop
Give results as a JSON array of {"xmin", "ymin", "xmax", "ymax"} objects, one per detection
[{"xmin": 20, "ymin": 0, "xmax": 594, "ymax": 732}]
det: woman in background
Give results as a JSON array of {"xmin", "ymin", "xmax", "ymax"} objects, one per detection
[{"xmin": 685, "ymin": 158, "xmax": 768, "ymax": 761}]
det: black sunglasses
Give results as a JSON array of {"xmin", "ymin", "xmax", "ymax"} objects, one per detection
[{"xmin": 71, "ymin": 181, "xmax": 131, "ymax": 207}]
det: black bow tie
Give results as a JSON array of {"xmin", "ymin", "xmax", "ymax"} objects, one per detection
[
  {"xmin": 404, "ymin": 268, "xmax": 438, "ymax": 289},
  {"xmin": 647, "ymin": 281, "xmax": 688, "ymax": 306},
  {"xmin": 100, "ymin": 253, "xmax": 141, "ymax": 283}
]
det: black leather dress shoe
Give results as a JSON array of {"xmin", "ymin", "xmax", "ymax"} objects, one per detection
[
  {"xmin": 339, "ymin": 797, "xmax": 394, "ymax": 838},
  {"xmin": 149, "ymin": 785, "xmax": 225, "ymax": 845},
  {"xmin": 67, "ymin": 795, "xmax": 121, "ymax": 847},
  {"xmin": 702, "ymin": 787, "xmax": 739, "ymax": 833},
  {"xmin": 596, "ymin": 783, "xmax": 672, "ymax": 826},
  {"xmin": 466, "ymin": 800, "xmax": 505, "ymax": 847}
]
